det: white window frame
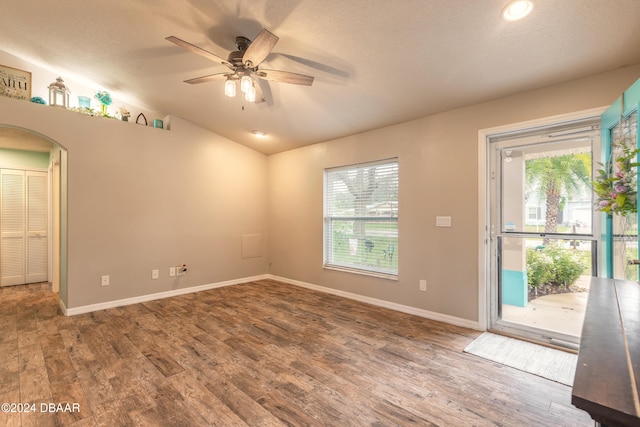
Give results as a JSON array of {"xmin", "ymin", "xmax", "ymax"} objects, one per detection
[{"xmin": 323, "ymin": 158, "xmax": 399, "ymax": 279}]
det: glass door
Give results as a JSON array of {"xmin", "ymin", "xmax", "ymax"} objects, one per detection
[{"xmin": 488, "ymin": 119, "xmax": 600, "ymax": 347}]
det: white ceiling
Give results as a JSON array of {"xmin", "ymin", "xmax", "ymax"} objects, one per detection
[{"xmin": 1, "ymin": 0, "xmax": 640, "ymax": 155}]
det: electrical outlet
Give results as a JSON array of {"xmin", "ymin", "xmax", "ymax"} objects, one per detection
[
  {"xmin": 419, "ymin": 279, "xmax": 427, "ymax": 292},
  {"xmin": 151, "ymin": 269, "xmax": 159, "ymax": 279},
  {"xmin": 101, "ymin": 275, "xmax": 110, "ymax": 286},
  {"xmin": 177, "ymin": 264, "xmax": 187, "ymax": 276},
  {"xmin": 169, "ymin": 267, "xmax": 176, "ymax": 277}
]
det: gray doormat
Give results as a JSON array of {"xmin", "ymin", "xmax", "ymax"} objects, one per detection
[{"xmin": 463, "ymin": 332, "xmax": 577, "ymax": 386}]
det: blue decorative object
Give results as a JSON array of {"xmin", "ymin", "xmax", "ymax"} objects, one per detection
[
  {"xmin": 30, "ymin": 96, "xmax": 46, "ymax": 105},
  {"xmin": 95, "ymin": 90, "xmax": 112, "ymax": 116},
  {"xmin": 153, "ymin": 119, "xmax": 163, "ymax": 129},
  {"xmin": 78, "ymin": 96, "xmax": 91, "ymax": 108},
  {"xmin": 94, "ymin": 91, "xmax": 112, "ymax": 106}
]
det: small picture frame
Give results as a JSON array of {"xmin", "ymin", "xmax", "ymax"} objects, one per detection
[{"xmin": 0, "ymin": 65, "xmax": 32, "ymax": 101}]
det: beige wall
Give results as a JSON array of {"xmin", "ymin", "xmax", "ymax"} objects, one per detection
[
  {"xmin": 2, "ymin": 62, "xmax": 639, "ymax": 324},
  {"xmin": 0, "ymin": 98, "xmax": 269, "ymax": 309},
  {"xmin": 267, "ymin": 64, "xmax": 640, "ymax": 323}
]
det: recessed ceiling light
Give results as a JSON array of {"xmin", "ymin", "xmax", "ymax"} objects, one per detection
[
  {"xmin": 502, "ymin": 0, "xmax": 534, "ymax": 21},
  {"xmin": 252, "ymin": 130, "xmax": 266, "ymax": 138}
]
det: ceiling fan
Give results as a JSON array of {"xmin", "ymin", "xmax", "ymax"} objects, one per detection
[{"xmin": 166, "ymin": 29, "xmax": 314, "ymax": 103}]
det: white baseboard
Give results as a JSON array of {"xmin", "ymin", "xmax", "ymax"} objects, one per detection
[
  {"xmin": 267, "ymin": 275, "xmax": 480, "ymax": 330},
  {"xmin": 59, "ymin": 297, "xmax": 68, "ymax": 316},
  {"xmin": 62, "ymin": 273, "xmax": 479, "ymax": 330},
  {"xmin": 64, "ymin": 274, "xmax": 270, "ymax": 316}
]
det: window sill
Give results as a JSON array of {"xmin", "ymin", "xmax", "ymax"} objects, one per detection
[{"xmin": 323, "ymin": 264, "xmax": 398, "ymax": 281}]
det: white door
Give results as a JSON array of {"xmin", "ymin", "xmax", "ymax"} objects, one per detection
[
  {"xmin": 0, "ymin": 169, "xmax": 48, "ymax": 286},
  {"xmin": 26, "ymin": 171, "xmax": 48, "ymax": 283},
  {"xmin": 1, "ymin": 170, "xmax": 26, "ymax": 286}
]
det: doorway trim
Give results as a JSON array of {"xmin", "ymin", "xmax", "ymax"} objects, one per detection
[
  {"xmin": 477, "ymin": 107, "xmax": 606, "ymax": 331},
  {"xmin": 0, "ymin": 124, "xmax": 68, "ymax": 306}
]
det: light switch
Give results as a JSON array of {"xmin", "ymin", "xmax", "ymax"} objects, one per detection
[{"xmin": 436, "ymin": 216, "xmax": 452, "ymax": 227}]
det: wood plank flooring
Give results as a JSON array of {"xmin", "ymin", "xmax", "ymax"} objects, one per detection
[{"xmin": 0, "ymin": 279, "xmax": 591, "ymax": 426}]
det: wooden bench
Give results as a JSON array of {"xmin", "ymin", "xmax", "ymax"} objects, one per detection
[{"xmin": 572, "ymin": 277, "xmax": 640, "ymax": 426}]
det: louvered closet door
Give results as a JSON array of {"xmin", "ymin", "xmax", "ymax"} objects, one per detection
[
  {"xmin": 1, "ymin": 170, "xmax": 26, "ymax": 286},
  {"xmin": 0, "ymin": 170, "xmax": 48, "ymax": 286},
  {"xmin": 26, "ymin": 171, "xmax": 48, "ymax": 283}
]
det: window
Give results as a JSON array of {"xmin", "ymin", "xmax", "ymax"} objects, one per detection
[{"xmin": 324, "ymin": 158, "xmax": 398, "ymax": 278}]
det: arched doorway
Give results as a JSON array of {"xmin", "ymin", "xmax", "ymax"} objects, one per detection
[{"xmin": 0, "ymin": 125, "xmax": 67, "ymax": 306}]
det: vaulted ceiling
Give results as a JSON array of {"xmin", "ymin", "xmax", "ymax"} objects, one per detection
[{"xmin": 1, "ymin": 0, "xmax": 640, "ymax": 154}]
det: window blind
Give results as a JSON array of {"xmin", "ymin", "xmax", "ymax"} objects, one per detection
[{"xmin": 323, "ymin": 158, "xmax": 398, "ymax": 277}]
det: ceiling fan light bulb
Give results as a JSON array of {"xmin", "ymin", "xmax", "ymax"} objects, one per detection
[
  {"xmin": 240, "ymin": 75, "xmax": 253, "ymax": 93},
  {"xmin": 224, "ymin": 79, "xmax": 236, "ymax": 97},
  {"xmin": 244, "ymin": 85, "xmax": 256, "ymax": 103}
]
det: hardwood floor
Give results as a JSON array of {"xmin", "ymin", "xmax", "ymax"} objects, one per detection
[{"xmin": 0, "ymin": 279, "xmax": 591, "ymax": 426}]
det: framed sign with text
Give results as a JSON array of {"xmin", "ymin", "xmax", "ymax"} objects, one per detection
[{"xmin": 0, "ymin": 65, "xmax": 31, "ymax": 101}]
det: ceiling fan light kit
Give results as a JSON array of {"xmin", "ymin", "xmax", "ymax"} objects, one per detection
[
  {"xmin": 240, "ymin": 75, "xmax": 253, "ymax": 94},
  {"xmin": 244, "ymin": 84, "xmax": 256, "ymax": 103},
  {"xmin": 166, "ymin": 29, "xmax": 314, "ymax": 104},
  {"xmin": 224, "ymin": 77, "xmax": 236, "ymax": 97}
]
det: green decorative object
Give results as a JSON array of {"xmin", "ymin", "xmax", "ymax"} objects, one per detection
[{"xmin": 30, "ymin": 96, "xmax": 46, "ymax": 105}]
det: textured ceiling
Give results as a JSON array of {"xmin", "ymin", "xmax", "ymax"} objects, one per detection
[{"xmin": 1, "ymin": 0, "xmax": 640, "ymax": 155}]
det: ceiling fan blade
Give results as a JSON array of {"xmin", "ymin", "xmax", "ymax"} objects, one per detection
[
  {"xmin": 251, "ymin": 77, "xmax": 266, "ymax": 103},
  {"xmin": 184, "ymin": 73, "xmax": 230, "ymax": 84},
  {"xmin": 166, "ymin": 36, "xmax": 232, "ymax": 68},
  {"xmin": 242, "ymin": 29, "xmax": 279, "ymax": 68},
  {"xmin": 255, "ymin": 69, "xmax": 314, "ymax": 86}
]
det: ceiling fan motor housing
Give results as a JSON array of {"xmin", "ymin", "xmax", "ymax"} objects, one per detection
[
  {"xmin": 235, "ymin": 36, "xmax": 252, "ymax": 52},
  {"xmin": 228, "ymin": 50, "xmax": 251, "ymax": 69}
]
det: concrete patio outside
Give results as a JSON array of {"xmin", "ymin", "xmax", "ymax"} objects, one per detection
[{"xmin": 501, "ymin": 275, "xmax": 590, "ymax": 338}]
